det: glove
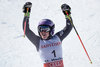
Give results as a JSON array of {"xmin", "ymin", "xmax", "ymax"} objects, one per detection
[
  {"xmin": 23, "ymin": 2, "xmax": 32, "ymax": 13},
  {"xmin": 61, "ymin": 4, "xmax": 71, "ymax": 16}
]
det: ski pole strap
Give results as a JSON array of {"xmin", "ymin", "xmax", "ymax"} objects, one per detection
[
  {"xmin": 24, "ymin": 8, "xmax": 30, "ymax": 17},
  {"xmin": 65, "ymin": 15, "xmax": 71, "ymax": 19},
  {"xmin": 65, "ymin": 15, "xmax": 74, "ymax": 27},
  {"xmin": 24, "ymin": 12, "xmax": 30, "ymax": 17}
]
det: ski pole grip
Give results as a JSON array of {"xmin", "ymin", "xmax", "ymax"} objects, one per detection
[
  {"xmin": 27, "ymin": 8, "xmax": 29, "ymax": 12},
  {"xmin": 65, "ymin": 11, "xmax": 69, "ymax": 16}
]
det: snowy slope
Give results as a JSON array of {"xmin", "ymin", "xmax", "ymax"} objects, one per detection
[{"xmin": 0, "ymin": 0, "xmax": 100, "ymax": 67}]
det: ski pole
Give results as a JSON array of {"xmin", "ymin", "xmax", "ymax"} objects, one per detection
[
  {"xmin": 23, "ymin": 20, "xmax": 26, "ymax": 37},
  {"xmin": 65, "ymin": 11, "xmax": 92, "ymax": 64},
  {"xmin": 23, "ymin": 8, "xmax": 29, "ymax": 37}
]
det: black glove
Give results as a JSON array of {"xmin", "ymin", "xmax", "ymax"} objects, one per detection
[
  {"xmin": 23, "ymin": 2, "xmax": 32, "ymax": 13},
  {"xmin": 61, "ymin": 4, "xmax": 71, "ymax": 15}
]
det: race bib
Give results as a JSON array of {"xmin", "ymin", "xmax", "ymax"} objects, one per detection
[{"xmin": 39, "ymin": 35, "xmax": 63, "ymax": 67}]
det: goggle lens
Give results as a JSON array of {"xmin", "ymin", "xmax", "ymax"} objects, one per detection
[{"xmin": 39, "ymin": 26, "xmax": 50, "ymax": 32}]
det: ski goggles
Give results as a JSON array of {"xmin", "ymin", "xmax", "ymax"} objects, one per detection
[{"xmin": 38, "ymin": 25, "xmax": 51, "ymax": 32}]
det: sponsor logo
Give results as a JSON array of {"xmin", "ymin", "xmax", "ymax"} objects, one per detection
[
  {"xmin": 44, "ymin": 60, "xmax": 64, "ymax": 67},
  {"xmin": 41, "ymin": 42, "xmax": 61, "ymax": 48}
]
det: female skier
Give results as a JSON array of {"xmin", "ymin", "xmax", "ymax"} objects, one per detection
[{"xmin": 23, "ymin": 2, "xmax": 73, "ymax": 67}]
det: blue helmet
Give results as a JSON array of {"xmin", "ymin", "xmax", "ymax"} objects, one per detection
[{"xmin": 38, "ymin": 19, "xmax": 55, "ymax": 36}]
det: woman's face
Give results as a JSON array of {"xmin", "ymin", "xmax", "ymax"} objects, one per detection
[{"xmin": 40, "ymin": 32, "xmax": 49, "ymax": 40}]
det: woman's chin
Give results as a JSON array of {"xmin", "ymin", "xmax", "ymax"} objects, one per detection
[{"xmin": 42, "ymin": 36, "xmax": 48, "ymax": 40}]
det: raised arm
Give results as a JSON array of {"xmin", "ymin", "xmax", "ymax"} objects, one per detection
[
  {"xmin": 23, "ymin": 2, "xmax": 40, "ymax": 51},
  {"xmin": 56, "ymin": 4, "xmax": 73, "ymax": 41}
]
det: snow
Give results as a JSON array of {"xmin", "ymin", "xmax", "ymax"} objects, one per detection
[{"xmin": 0, "ymin": 0, "xmax": 100, "ymax": 67}]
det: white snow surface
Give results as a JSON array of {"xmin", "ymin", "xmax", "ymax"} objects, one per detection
[{"xmin": 0, "ymin": 0, "xmax": 100, "ymax": 67}]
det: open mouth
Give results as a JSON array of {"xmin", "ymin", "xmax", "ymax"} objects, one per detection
[{"xmin": 40, "ymin": 32, "xmax": 49, "ymax": 39}]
